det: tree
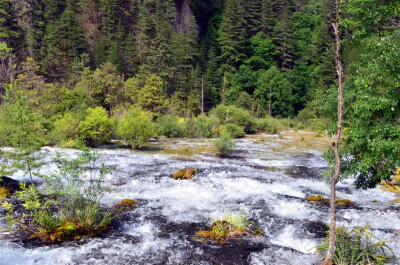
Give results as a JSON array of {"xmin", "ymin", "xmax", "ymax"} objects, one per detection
[
  {"xmin": 75, "ymin": 62, "xmax": 124, "ymax": 111},
  {"xmin": 0, "ymin": 0, "xmax": 19, "ymax": 44},
  {"xmin": 256, "ymin": 66, "xmax": 294, "ymax": 117},
  {"xmin": 218, "ymin": 0, "xmax": 246, "ymax": 73},
  {"xmin": 338, "ymin": 32, "xmax": 400, "ymax": 189},
  {"xmin": 125, "ymin": 74, "xmax": 167, "ymax": 116},
  {"xmin": 0, "ymin": 42, "xmax": 17, "ymax": 95},
  {"xmin": 0, "ymin": 81, "xmax": 45, "ymax": 182},
  {"xmin": 245, "ymin": 32, "xmax": 278, "ymax": 70},
  {"xmin": 272, "ymin": 6, "xmax": 295, "ymax": 70},
  {"xmin": 324, "ymin": 0, "xmax": 344, "ymax": 262}
]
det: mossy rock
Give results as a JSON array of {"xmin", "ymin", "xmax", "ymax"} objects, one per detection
[
  {"xmin": 0, "ymin": 187, "xmax": 11, "ymax": 200},
  {"xmin": 336, "ymin": 198, "xmax": 355, "ymax": 207},
  {"xmin": 115, "ymin": 199, "xmax": 136, "ymax": 211},
  {"xmin": 172, "ymin": 168, "xmax": 197, "ymax": 180},
  {"xmin": 32, "ymin": 221, "xmax": 105, "ymax": 242},
  {"xmin": 306, "ymin": 195, "xmax": 326, "ymax": 202}
]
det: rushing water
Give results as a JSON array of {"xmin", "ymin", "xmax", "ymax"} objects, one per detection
[{"xmin": 1, "ymin": 131, "xmax": 399, "ymax": 265}]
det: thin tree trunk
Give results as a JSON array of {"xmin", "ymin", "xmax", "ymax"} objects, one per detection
[
  {"xmin": 268, "ymin": 87, "xmax": 272, "ymax": 116},
  {"xmin": 201, "ymin": 75, "xmax": 204, "ymax": 114},
  {"xmin": 324, "ymin": 0, "xmax": 344, "ymax": 263}
]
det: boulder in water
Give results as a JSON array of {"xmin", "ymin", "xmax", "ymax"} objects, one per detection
[
  {"xmin": 115, "ymin": 199, "xmax": 136, "ymax": 211},
  {"xmin": 306, "ymin": 195, "xmax": 325, "ymax": 202},
  {"xmin": 172, "ymin": 168, "xmax": 197, "ymax": 180}
]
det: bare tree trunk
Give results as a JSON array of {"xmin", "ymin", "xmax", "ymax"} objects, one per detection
[
  {"xmin": 201, "ymin": 75, "xmax": 204, "ymax": 114},
  {"xmin": 324, "ymin": 0, "xmax": 344, "ymax": 264},
  {"xmin": 268, "ymin": 87, "xmax": 272, "ymax": 116}
]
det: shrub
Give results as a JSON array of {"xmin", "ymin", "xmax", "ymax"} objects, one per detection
[
  {"xmin": 214, "ymin": 131, "xmax": 236, "ymax": 156},
  {"xmin": 210, "ymin": 105, "xmax": 258, "ymax": 133},
  {"xmin": 317, "ymin": 226, "xmax": 397, "ymax": 265},
  {"xmin": 257, "ymin": 118, "xmax": 279, "ymax": 134},
  {"xmin": 78, "ymin": 107, "xmax": 113, "ymax": 145},
  {"xmin": 297, "ymin": 108, "xmax": 317, "ymax": 122},
  {"xmin": 308, "ymin": 118, "xmax": 327, "ymax": 133},
  {"xmin": 51, "ymin": 113, "xmax": 79, "ymax": 145},
  {"xmin": 116, "ymin": 108, "xmax": 156, "ymax": 148},
  {"xmin": 156, "ymin": 115, "xmax": 185, "ymax": 138},
  {"xmin": 225, "ymin": 123, "xmax": 245, "ymax": 138},
  {"xmin": 186, "ymin": 114, "xmax": 220, "ymax": 138}
]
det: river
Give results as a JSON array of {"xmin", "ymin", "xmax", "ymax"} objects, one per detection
[{"xmin": 1, "ymin": 131, "xmax": 399, "ymax": 265}]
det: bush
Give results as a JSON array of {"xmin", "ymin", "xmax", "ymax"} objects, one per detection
[
  {"xmin": 257, "ymin": 118, "xmax": 279, "ymax": 134},
  {"xmin": 50, "ymin": 113, "xmax": 79, "ymax": 145},
  {"xmin": 308, "ymin": 118, "xmax": 327, "ymax": 133},
  {"xmin": 116, "ymin": 108, "xmax": 156, "ymax": 148},
  {"xmin": 297, "ymin": 108, "xmax": 317, "ymax": 122},
  {"xmin": 224, "ymin": 123, "xmax": 245, "ymax": 138},
  {"xmin": 210, "ymin": 105, "xmax": 258, "ymax": 133},
  {"xmin": 186, "ymin": 114, "xmax": 220, "ymax": 138},
  {"xmin": 78, "ymin": 107, "xmax": 113, "ymax": 145},
  {"xmin": 317, "ymin": 226, "xmax": 397, "ymax": 265},
  {"xmin": 214, "ymin": 131, "xmax": 236, "ymax": 156},
  {"xmin": 156, "ymin": 115, "xmax": 186, "ymax": 138}
]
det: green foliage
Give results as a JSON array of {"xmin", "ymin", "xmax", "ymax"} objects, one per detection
[
  {"xmin": 255, "ymin": 66, "xmax": 294, "ymax": 117},
  {"xmin": 186, "ymin": 114, "xmax": 220, "ymax": 138},
  {"xmin": 116, "ymin": 108, "xmax": 156, "ymax": 148},
  {"xmin": 50, "ymin": 113, "xmax": 79, "ymax": 146},
  {"xmin": 42, "ymin": 147, "xmax": 114, "ymax": 227},
  {"xmin": 318, "ymin": 226, "xmax": 397, "ymax": 265},
  {"xmin": 0, "ymin": 81, "xmax": 45, "ymax": 181},
  {"xmin": 214, "ymin": 131, "xmax": 235, "ymax": 156},
  {"xmin": 125, "ymin": 74, "xmax": 167, "ymax": 116},
  {"xmin": 322, "ymin": 31, "xmax": 400, "ymax": 188},
  {"xmin": 215, "ymin": 210, "xmax": 249, "ymax": 232},
  {"xmin": 3, "ymin": 147, "xmax": 115, "ymax": 239},
  {"xmin": 210, "ymin": 105, "xmax": 258, "ymax": 133},
  {"xmin": 224, "ymin": 123, "xmax": 245, "ymax": 138},
  {"xmin": 156, "ymin": 115, "xmax": 186, "ymax": 138},
  {"xmin": 78, "ymin": 107, "xmax": 113, "ymax": 145},
  {"xmin": 257, "ymin": 118, "xmax": 280, "ymax": 134}
]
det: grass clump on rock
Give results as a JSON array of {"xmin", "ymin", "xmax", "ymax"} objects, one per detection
[{"xmin": 196, "ymin": 210, "xmax": 262, "ymax": 244}]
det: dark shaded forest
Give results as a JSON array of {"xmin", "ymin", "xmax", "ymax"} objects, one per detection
[{"xmin": 0, "ymin": 0, "xmax": 399, "ymax": 188}]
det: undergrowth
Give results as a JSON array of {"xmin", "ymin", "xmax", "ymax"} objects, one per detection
[{"xmin": 318, "ymin": 225, "xmax": 397, "ymax": 265}]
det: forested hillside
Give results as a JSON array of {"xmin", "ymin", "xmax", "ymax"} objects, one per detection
[
  {"xmin": 1, "ymin": 0, "xmax": 338, "ymax": 116},
  {"xmin": 0, "ymin": 0, "xmax": 399, "ymax": 187}
]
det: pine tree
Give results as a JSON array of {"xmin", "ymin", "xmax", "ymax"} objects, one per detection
[
  {"xmin": 122, "ymin": 31, "xmax": 140, "ymax": 77},
  {"xmin": 273, "ymin": 6, "xmax": 295, "ymax": 70},
  {"xmin": 261, "ymin": 0, "xmax": 275, "ymax": 35},
  {"xmin": 135, "ymin": 1, "xmax": 156, "ymax": 73},
  {"xmin": 99, "ymin": 0, "xmax": 119, "ymax": 44},
  {"xmin": 0, "ymin": 0, "xmax": 19, "ymax": 45},
  {"xmin": 108, "ymin": 41, "xmax": 123, "ymax": 72},
  {"xmin": 244, "ymin": 0, "xmax": 262, "ymax": 37},
  {"xmin": 218, "ymin": 0, "xmax": 246, "ymax": 73}
]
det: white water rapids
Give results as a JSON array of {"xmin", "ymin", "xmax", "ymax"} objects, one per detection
[{"xmin": 1, "ymin": 131, "xmax": 399, "ymax": 265}]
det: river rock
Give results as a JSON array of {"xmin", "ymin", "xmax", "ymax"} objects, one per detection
[
  {"xmin": 115, "ymin": 199, "xmax": 136, "ymax": 211},
  {"xmin": 172, "ymin": 168, "xmax": 197, "ymax": 180}
]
